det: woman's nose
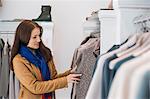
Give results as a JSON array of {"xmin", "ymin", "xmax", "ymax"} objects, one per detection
[{"xmin": 37, "ymin": 37, "xmax": 41, "ymax": 42}]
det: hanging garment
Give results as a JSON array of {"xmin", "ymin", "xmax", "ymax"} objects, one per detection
[
  {"xmin": 102, "ymin": 33, "xmax": 149, "ymax": 99},
  {"xmin": 85, "ymin": 46, "xmax": 122, "ymax": 99},
  {"xmin": 71, "ymin": 38, "xmax": 100, "ymax": 69},
  {"xmin": 75, "ymin": 45, "xmax": 99, "ymax": 99},
  {"xmin": 103, "ymin": 33, "xmax": 150, "ymax": 99},
  {"xmin": 9, "ymin": 70, "xmax": 15, "ymax": 99},
  {"xmin": 116, "ymin": 32, "xmax": 150, "ymax": 59},
  {"xmin": 108, "ymin": 50, "xmax": 150, "ymax": 99},
  {"xmin": 106, "ymin": 32, "xmax": 150, "ymax": 93},
  {"xmin": 9, "ymin": 71, "xmax": 20, "ymax": 99},
  {"xmin": 80, "ymin": 35, "xmax": 94, "ymax": 45},
  {"xmin": 108, "ymin": 32, "xmax": 150, "ymax": 75},
  {"xmin": 107, "ymin": 38, "xmax": 129, "ymax": 53},
  {"xmin": 85, "ymin": 33, "xmax": 140, "ymax": 99},
  {"xmin": 0, "ymin": 38, "xmax": 5, "ymax": 74},
  {"xmin": 102, "ymin": 55, "xmax": 136, "ymax": 99},
  {"xmin": 128, "ymin": 62, "xmax": 150, "ymax": 99},
  {"xmin": 92, "ymin": 56, "xmax": 100, "ymax": 77},
  {"xmin": 101, "ymin": 54, "xmax": 118, "ymax": 99},
  {"xmin": 0, "ymin": 42, "xmax": 10, "ymax": 97},
  {"xmin": 71, "ymin": 38, "xmax": 100, "ymax": 99}
]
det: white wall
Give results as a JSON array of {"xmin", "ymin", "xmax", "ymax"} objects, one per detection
[{"xmin": 0, "ymin": 0, "xmax": 107, "ymax": 98}]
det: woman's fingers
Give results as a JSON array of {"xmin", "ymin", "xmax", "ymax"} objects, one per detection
[
  {"xmin": 71, "ymin": 73, "xmax": 82, "ymax": 77},
  {"xmin": 71, "ymin": 77, "xmax": 81, "ymax": 81},
  {"xmin": 70, "ymin": 80, "xmax": 79, "ymax": 84},
  {"xmin": 67, "ymin": 73, "xmax": 82, "ymax": 84}
]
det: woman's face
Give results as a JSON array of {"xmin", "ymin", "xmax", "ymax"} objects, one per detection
[{"xmin": 27, "ymin": 27, "xmax": 41, "ymax": 49}]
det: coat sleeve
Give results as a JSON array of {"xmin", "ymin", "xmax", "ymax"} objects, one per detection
[
  {"xmin": 13, "ymin": 57, "xmax": 68, "ymax": 95},
  {"xmin": 49, "ymin": 59, "xmax": 71, "ymax": 79}
]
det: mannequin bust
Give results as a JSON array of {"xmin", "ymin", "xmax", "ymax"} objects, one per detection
[{"xmin": 108, "ymin": 0, "xmax": 113, "ymax": 9}]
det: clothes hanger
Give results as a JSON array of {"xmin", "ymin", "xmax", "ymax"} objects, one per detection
[
  {"xmin": 109, "ymin": 20, "xmax": 150, "ymax": 69},
  {"xmin": 115, "ymin": 16, "xmax": 142, "ymax": 57},
  {"xmin": 116, "ymin": 34, "xmax": 139, "ymax": 51},
  {"xmin": 116, "ymin": 33, "xmax": 142, "ymax": 57},
  {"xmin": 109, "ymin": 15, "xmax": 150, "ymax": 70},
  {"xmin": 132, "ymin": 21, "xmax": 150, "ymax": 56},
  {"xmin": 116, "ymin": 17, "xmax": 150, "ymax": 57},
  {"xmin": 140, "ymin": 21, "xmax": 149, "ymax": 33},
  {"xmin": 109, "ymin": 34, "xmax": 142, "ymax": 69},
  {"xmin": 130, "ymin": 21, "xmax": 150, "ymax": 52},
  {"xmin": 106, "ymin": 33, "xmax": 142, "ymax": 62},
  {"xmin": 109, "ymin": 15, "xmax": 150, "ymax": 69},
  {"xmin": 109, "ymin": 32, "xmax": 150, "ymax": 69}
]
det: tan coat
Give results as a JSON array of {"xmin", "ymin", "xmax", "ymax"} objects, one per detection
[{"xmin": 13, "ymin": 54, "xmax": 71, "ymax": 99}]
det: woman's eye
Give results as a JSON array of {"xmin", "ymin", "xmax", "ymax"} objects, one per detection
[{"xmin": 33, "ymin": 37, "xmax": 36, "ymax": 39}]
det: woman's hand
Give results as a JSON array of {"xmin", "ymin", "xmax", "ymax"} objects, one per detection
[{"xmin": 67, "ymin": 73, "xmax": 82, "ymax": 84}]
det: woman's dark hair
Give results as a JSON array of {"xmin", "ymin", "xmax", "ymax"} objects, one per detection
[{"xmin": 10, "ymin": 20, "xmax": 52, "ymax": 70}]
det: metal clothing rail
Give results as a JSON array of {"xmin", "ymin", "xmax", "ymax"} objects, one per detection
[
  {"xmin": 133, "ymin": 14, "xmax": 150, "ymax": 24},
  {"xmin": 0, "ymin": 33, "xmax": 15, "ymax": 34},
  {"xmin": 133, "ymin": 14, "xmax": 150, "ymax": 33},
  {"xmin": 0, "ymin": 31, "xmax": 15, "ymax": 34}
]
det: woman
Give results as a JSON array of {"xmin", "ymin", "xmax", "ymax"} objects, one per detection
[{"xmin": 10, "ymin": 20, "xmax": 81, "ymax": 99}]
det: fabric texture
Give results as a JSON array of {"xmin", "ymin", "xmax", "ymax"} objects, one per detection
[
  {"xmin": 0, "ymin": 42, "xmax": 10, "ymax": 97},
  {"xmin": 108, "ymin": 51, "xmax": 150, "ymax": 99},
  {"xmin": 71, "ymin": 38, "xmax": 100, "ymax": 99},
  {"xmin": 101, "ymin": 54, "xmax": 118, "ymax": 99},
  {"xmin": 128, "ymin": 62, "xmax": 150, "ymax": 99},
  {"xmin": 108, "ymin": 55, "xmax": 135, "ymax": 91}
]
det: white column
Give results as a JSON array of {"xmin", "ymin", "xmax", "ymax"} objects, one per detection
[
  {"xmin": 114, "ymin": 0, "xmax": 150, "ymax": 44},
  {"xmin": 98, "ymin": 10, "xmax": 117, "ymax": 54}
]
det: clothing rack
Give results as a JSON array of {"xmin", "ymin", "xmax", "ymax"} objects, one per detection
[
  {"xmin": 0, "ymin": 31, "xmax": 15, "ymax": 34},
  {"xmin": 133, "ymin": 14, "xmax": 150, "ymax": 24},
  {"xmin": 0, "ymin": 31, "xmax": 15, "ymax": 46},
  {"xmin": 133, "ymin": 14, "xmax": 150, "ymax": 33}
]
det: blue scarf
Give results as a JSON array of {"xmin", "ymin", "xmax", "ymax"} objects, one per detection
[{"xmin": 19, "ymin": 45, "xmax": 51, "ymax": 98}]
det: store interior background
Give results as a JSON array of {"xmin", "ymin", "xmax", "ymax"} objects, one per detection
[{"xmin": 0, "ymin": 0, "xmax": 108, "ymax": 98}]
